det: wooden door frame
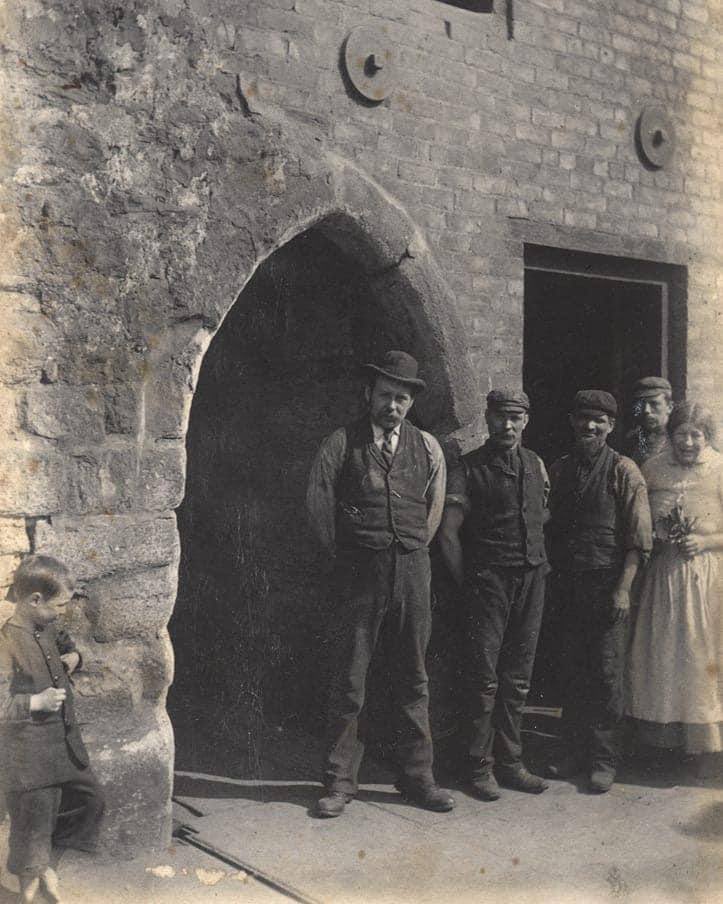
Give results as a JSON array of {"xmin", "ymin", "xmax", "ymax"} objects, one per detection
[{"xmin": 523, "ymin": 244, "xmax": 688, "ymax": 400}]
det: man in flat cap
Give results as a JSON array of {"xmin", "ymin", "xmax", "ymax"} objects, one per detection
[
  {"xmin": 547, "ymin": 390, "xmax": 652, "ymax": 792},
  {"xmin": 623, "ymin": 377, "xmax": 674, "ymax": 466},
  {"xmin": 306, "ymin": 350, "xmax": 454, "ymax": 818},
  {"xmin": 439, "ymin": 389, "xmax": 550, "ymax": 800}
]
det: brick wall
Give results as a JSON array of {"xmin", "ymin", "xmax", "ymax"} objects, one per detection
[{"xmin": 235, "ymin": 0, "xmax": 721, "ymax": 401}]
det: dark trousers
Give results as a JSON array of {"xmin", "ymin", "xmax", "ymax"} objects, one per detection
[
  {"xmin": 323, "ymin": 545, "xmax": 434, "ymax": 795},
  {"xmin": 6, "ymin": 767, "xmax": 104, "ymax": 877},
  {"xmin": 554, "ymin": 568, "xmax": 629, "ymax": 772},
  {"xmin": 465, "ymin": 564, "xmax": 547, "ymax": 771}
]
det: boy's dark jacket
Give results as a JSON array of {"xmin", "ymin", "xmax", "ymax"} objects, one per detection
[{"xmin": 0, "ymin": 619, "xmax": 90, "ymax": 790}]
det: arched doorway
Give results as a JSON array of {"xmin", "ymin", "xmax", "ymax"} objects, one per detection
[
  {"xmin": 168, "ymin": 225, "xmax": 454, "ymax": 779},
  {"xmin": 24, "ymin": 118, "xmax": 477, "ymax": 850}
]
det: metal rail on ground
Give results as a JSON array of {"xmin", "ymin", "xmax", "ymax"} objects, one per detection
[{"xmin": 171, "ymin": 807, "xmax": 324, "ymax": 904}]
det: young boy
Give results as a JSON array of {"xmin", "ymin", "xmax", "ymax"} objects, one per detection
[{"xmin": 0, "ymin": 555, "xmax": 104, "ymax": 903}]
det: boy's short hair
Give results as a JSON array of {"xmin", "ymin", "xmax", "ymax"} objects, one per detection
[{"xmin": 8, "ymin": 554, "xmax": 74, "ymax": 603}]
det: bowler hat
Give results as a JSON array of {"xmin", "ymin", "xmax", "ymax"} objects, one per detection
[
  {"xmin": 486, "ymin": 388, "xmax": 530, "ymax": 412},
  {"xmin": 361, "ymin": 350, "xmax": 426, "ymax": 391},
  {"xmin": 573, "ymin": 389, "xmax": 618, "ymax": 418},
  {"xmin": 632, "ymin": 376, "xmax": 672, "ymax": 400}
]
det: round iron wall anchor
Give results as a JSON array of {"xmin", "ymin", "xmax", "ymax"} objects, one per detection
[
  {"xmin": 636, "ymin": 106, "xmax": 675, "ymax": 169},
  {"xmin": 343, "ymin": 25, "xmax": 395, "ymax": 102}
]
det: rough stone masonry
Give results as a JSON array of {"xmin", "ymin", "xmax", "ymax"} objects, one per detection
[{"xmin": 0, "ymin": 0, "xmax": 720, "ymax": 856}]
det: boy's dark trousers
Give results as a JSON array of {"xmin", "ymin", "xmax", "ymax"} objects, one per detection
[
  {"xmin": 553, "ymin": 568, "xmax": 629, "ymax": 772},
  {"xmin": 6, "ymin": 765, "xmax": 104, "ymax": 877},
  {"xmin": 465, "ymin": 563, "xmax": 547, "ymax": 771}
]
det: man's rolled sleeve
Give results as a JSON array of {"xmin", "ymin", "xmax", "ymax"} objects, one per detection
[
  {"xmin": 421, "ymin": 432, "xmax": 447, "ymax": 541},
  {"xmin": 306, "ymin": 428, "xmax": 346, "ymax": 555},
  {"xmin": 444, "ymin": 457, "xmax": 471, "ymax": 515},
  {"xmin": 617, "ymin": 458, "xmax": 653, "ymax": 560}
]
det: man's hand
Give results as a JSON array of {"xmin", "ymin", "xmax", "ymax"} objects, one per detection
[
  {"xmin": 60, "ymin": 651, "xmax": 81, "ymax": 674},
  {"xmin": 678, "ymin": 534, "xmax": 707, "ymax": 559},
  {"xmin": 438, "ymin": 504, "xmax": 465, "ymax": 587},
  {"xmin": 611, "ymin": 587, "xmax": 631, "ymax": 622},
  {"xmin": 30, "ymin": 687, "xmax": 67, "ymax": 713}
]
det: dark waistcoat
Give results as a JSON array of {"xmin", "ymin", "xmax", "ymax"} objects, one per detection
[
  {"xmin": 336, "ymin": 418, "xmax": 430, "ymax": 551},
  {"xmin": 462, "ymin": 443, "xmax": 548, "ymax": 569},
  {"xmin": 549, "ymin": 443, "xmax": 623, "ymax": 572}
]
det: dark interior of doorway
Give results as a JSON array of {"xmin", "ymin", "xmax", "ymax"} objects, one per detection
[
  {"xmin": 523, "ymin": 270, "xmax": 664, "ymax": 468},
  {"xmin": 167, "ymin": 228, "xmax": 453, "ymax": 782},
  {"xmin": 523, "ymin": 255, "xmax": 684, "ymax": 708}
]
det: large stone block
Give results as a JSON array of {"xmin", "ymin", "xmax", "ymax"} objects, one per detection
[
  {"xmin": 66, "ymin": 451, "xmax": 105, "ymax": 514},
  {"xmin": 84, "ymin": 565, "xmax": 178, "ymax": 642},
  {"xmin": 143, "ymin": 324, "xmax": 208, "ymax": 441},
  {"xmin": 71, "ymin": 651, "xmax": 137, "ymax": 723},
  {"xmin": 0, "ymin": 306, "xmax": 58, "ymax": 386},
  {"xmin": 0, "ymin": 387, "xmax": 22, "ymax": 438},
  {"xmin": 0, "ymin": 554, "xmax": 22, "ymax": 592},
  {"xmin": 141, "ymin": 628, "xmax": 175, "ymax": 702},
  {"xmin": 0, "ymin": 517, "xmax": 29, "ymax": 555},
  {"xmin": 104, "ymin": 384, "xmax": 140, "ymax": 435},
  {"xmin": 33, "ymin": 443, "xmax": 187, "ymax": 516},
  {"xmin": 33, "ymin": 513, "xmax": 180, "ymax": 581},
  {"xmin": 24, "ymin": 385, "xmax": 106, "ymax": 444},
  {"xmin": 139, "ymin": 444, "xmax": 187, "ymax": 511},
  {"xmin": 0, "ymin": 449, "xmax": 67, "ymax": 516},
  {"xmin": 96, "ymin": 447, "xmax": 137, "ymax": 513},
  {"xmin": 85, "ymin": 709, "xmax": 174, "ymax": 857}
]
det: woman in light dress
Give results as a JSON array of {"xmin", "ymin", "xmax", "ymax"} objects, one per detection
[{"xmin": 627, "ymin": 402, "xmax": 723, "ymax": 760}]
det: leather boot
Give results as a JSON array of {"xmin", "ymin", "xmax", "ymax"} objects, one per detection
[
  {"xmin": 315, "ymin": 790, "xmax": 352, "ymax": 818},
  {"xmin": 470, "ymin": 771, "xmax": 501, "ymax": 801},
  {"xmin": 589, "ymin": 767, "xmax": 615, "ymax": 793},
  {"xmin": 497, "ymin": 765, "xmax": 549, "ymax": 794},
  {"xmin": 395, "ymin": 781, "xmax": 455, "ymax": 812}
]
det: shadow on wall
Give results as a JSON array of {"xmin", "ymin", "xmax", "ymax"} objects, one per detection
[{"xmin": 167, "ymin": 228, "xmax": 422, "ymax": 778}]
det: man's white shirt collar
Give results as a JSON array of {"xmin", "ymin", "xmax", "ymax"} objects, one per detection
[{"xmin": 371, "ymin": 421, "xmax": 401, "ymax": 449}]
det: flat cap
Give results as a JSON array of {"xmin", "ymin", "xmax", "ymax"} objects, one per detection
[
  {"xmin": 632, "ymin": 376, "xmax": 672, "ymax": 399},
  {"xmin": 573, "ymin": 389, "xmax": 617, "ymax": 418},
  {"xmin": 486, "ymin": 388, "xmax": 530, "ymax": 412}
]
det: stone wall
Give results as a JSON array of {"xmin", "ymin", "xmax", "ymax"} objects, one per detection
[{"xmin": 0, "ymin": 0, "xmax": 720, "ymax": 854}]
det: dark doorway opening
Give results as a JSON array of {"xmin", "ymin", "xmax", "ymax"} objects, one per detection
[
  {"xmin": 167, "ymin": 228, "xmax": 433, "ymax": 781},
  {"xmin": 523, "ymin": 245, "xmax": 687, "ymax": 705},
  {"xmin": 523, "ymin": 246, "xmax": 687, "ymax": 468},
  {"xmin": 524, "ymin": 272, "xmax": 664, "ymax": 465}
]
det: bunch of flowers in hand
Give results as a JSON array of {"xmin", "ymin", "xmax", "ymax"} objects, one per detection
[{"xmin": 657, "ymin": 497, "xmax": 699, "ymax": 554}]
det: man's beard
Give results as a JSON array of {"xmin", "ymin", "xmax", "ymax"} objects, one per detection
[
  {"xmin": 575, "ymin": 436, "xmax": 605, "ymax": 459},
  {"xmin": 642, "ymin": 421, "xmax": 666, "ymax": 434}
]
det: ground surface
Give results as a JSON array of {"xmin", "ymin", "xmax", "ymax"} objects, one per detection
[{"xmin": 1, "ymin": 739, "xmax": 720, "ymax": 904}]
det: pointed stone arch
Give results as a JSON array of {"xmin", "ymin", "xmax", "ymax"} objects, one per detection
[{"xmin": 34, "ymin": 119, "xmax": 479, "ymax": 856}]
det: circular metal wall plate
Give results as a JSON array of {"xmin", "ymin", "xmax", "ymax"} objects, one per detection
[
  {"xmin": 637, "ymin": 106, "xmax": 675, "ymax": 168},
  {"xmin": 344, "ymin": 25, "xmax": 395, "ymax": 102}
]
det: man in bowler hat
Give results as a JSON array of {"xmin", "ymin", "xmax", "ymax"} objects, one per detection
[
  {"xmin": 623, "ymin": 376, "xmax": 674, "ymax": 465},
  {"xmin": 547, "ymin": 390, "xmax": 652, "ymax": 792},
  {"xmin": 439, "ymin": 389, "xmax": 551, "ymax": 800},
  {"xmin": 306, "ymin": 350, "xmax": 454, "ymax": 817}
]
